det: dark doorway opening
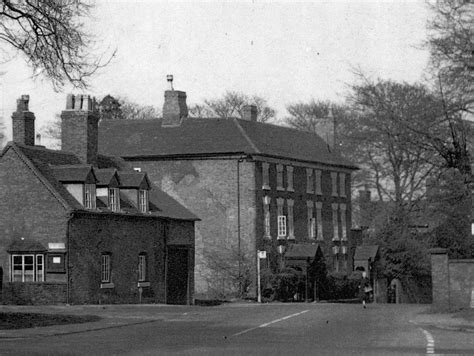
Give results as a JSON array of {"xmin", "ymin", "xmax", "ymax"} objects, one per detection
[{"xmin": 166, "ymin": 247, "xmax": 189, "ymax": 305}]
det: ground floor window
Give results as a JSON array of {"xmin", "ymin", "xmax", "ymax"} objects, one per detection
[
  {"xmin": 138, "ymin": 254, "xmax": 147, "ymax": 282},
  {"xmin": 11, "ymin": 254, "xmax": 44, "ymax": 282},
  {"xmin": 101, "ymin": 254, "xmax": 111, "ymax": 283}
]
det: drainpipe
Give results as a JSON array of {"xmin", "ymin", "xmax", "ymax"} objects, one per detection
[
  {"xmin": 66, "ymin": 212, "xmax": 74, "ymax": 305},
  {"xmin": 237, "ymin": 155, "xmax": 246, "ymax": 296}
]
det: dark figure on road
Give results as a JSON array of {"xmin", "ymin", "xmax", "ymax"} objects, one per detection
[{"xmin": 359, "ymin": 271, "xmax": 372, "ymax": 308}]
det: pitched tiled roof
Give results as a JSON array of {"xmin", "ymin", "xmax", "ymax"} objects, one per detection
[
  {"xmin": 118, "ymin": 171, "xmax": 150, "ymax": 189},
  {"xmin": 285, "ymin": 243, "xmax": 322, "ymax": 259},
  {"xmin": 3, "ymin": 143, "xmax": 198, "ymax": 221},
  {"xmin": 94, "ymin": 168, "xmax": 118, "ymax": 187},
  {"xmin": 354, "ymin": 245, "xmax": 379, "ymax": 261},
  {"xmin": 50, "ymin": 165, "xmax": 96, "ymax": 183},
  {"xmin": 98, "ymin": 118, "xmax": 356, "ymax": 169}
]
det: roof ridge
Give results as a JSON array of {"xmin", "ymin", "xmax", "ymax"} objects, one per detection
[{"xmin": 232, "ymin": 119, "xmax": 260, "ymax": 154}]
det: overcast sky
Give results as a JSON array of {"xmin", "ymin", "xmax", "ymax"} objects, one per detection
[{"xmin": 0, "ymin": 0, "xmax": 431, "ymax": 144}]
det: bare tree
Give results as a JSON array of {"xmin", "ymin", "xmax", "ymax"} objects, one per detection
[
  {"xmin": 427, "ymin": 0, "xmax": 474, "ymax": 110},
  {"xmin": 0, "ymin": 1, "xmax": 114, "ymax": 89},
  {"xmin": 189, "ymin": 91, "xmax": 276, "ymax": 123}
]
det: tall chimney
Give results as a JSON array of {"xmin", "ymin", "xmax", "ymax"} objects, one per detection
[
  {"xmin": 315, "ymin": 106, "xmax": 336, "ymax": 152},
  {"xmin": 162, "ymin": 90, "xmax": 188, "ymax": 127},
  {"xmin": 61, "ymin": 94, "xmax": 99, "ymax": 165},
  {"xmin": 12, "ymin": 95, "xmax": 35, "ymax": 146},
  {"xmin": 241, "ymin": 105, "xmax": 258, "ymax": 121}
]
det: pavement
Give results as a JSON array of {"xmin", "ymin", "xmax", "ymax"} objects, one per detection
[{"xmin": 0, "ymin": 302, "xmax": 473, "ymax": 339}]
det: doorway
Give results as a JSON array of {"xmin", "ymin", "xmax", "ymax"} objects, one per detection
[{"xmin": 166, "ymin": 247, "xmax": 189, "ymax": 305}]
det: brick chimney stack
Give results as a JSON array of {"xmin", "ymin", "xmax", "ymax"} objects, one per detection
[
  {"xmin": 162, "ymin": 90, "xmax": 188, "ymax": 127},
  {"xmin": 241, "ymin": 105, "xmax": 258, "ymax": 121},
  {"xmin": 61, "ymin": 94, "xmax": 99, "ymax": 165},
  {"xmin": 12, "ymin": 95, "xmax": 35, "ymax": 146}
]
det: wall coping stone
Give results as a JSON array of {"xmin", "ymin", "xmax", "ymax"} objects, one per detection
[
  {"xmin": 429, "ymin": 248, "xmax": 448, "ymax": 255},
  {"xmin": 449, "ymin": 259, "xmax": 474, "ymax": 264}
]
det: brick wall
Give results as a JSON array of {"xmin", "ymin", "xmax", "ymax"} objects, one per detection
[
  {"xmin": 430, "ymin": 248, "xmax": 474, "ymax": 309},
  {"xmin": 0, "ymin": 147, "xmax": 69, "ymax": 287},
  {"xmin": 68, "ymin": 213, "xmax": 167, "ymax": 304},
  {"xmin": 2, "ymin": 283, "xmax": 67, "ymax": 305},
  {"xmin": 448, "ymin": 259, "xmax": 474, "ymax": 308},
  {"xmin": 128, "ymin": 158, "xmax": 257, "ymax": 299}
]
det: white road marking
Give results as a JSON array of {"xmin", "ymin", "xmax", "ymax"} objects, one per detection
[
  {"xmin": 232, "ymin": 310, "xmax": 309, "ymax": 337},
  {"xmin": 422, "ymin": 329, "xmax": 435, "ymax": 354}
]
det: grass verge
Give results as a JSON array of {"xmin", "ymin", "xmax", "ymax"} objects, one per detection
[{"xmin": 0, "ymin": 312, "xmax": 101, "ymax": 329}]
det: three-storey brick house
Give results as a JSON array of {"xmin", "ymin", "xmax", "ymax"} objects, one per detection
[{"xmin": 98, "ymin": 87, "xmax": 357, "ymax": 299}]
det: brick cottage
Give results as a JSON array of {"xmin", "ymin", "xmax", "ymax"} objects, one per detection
[
  {"xmin": 99, "ymin": 86, "xmax": 358, "ymax": 299},
  {"xmin": 0, "ymin": 95, "xmax": 198, "ymax": 305}
]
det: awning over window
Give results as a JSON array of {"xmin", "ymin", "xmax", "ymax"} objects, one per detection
[
  {"xmin": 7, "ymin": 239, "xmax": 47, "ymax": 253},
  {"xmin": 354, "ymin": 245, "xmax": 379, "ymax": 261}
]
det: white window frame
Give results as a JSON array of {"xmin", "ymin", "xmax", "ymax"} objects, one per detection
[
  {"xmin": 101, "ymin": 254, "xmax": 111, "ymax": 283},
  {"xmin": 139, "ymin": 189, "xmax": 149, "ymax": 213},
  {"xmin": 276, "ymin": 164, "xmax": 284, "ymax": 191},
  {"xmin": 84, "ymin": 184, "xmax": 96, "ymax": 209},
  {"xmin": 11, "ymin": 254, "xmax": 44, "ymax": 282},
  {"xmin": 108, "ymin": 187, "xmax": 120, "ymax": 212},
  {"xmin": 138, "ymin": 254, "xmax": 147, "ymax": 282},
  {"xmin": 287, "ymin": 166, "xmax": 294, "ymax": 192},
  {"xmin": 277, "ymin": 215, "xmax": 287, "ymax": 238},
  {"xmin": 262, "ymin": 162, "xmax": 270, "ymax": 190},
  {"xmin": 331, "ymin": 172, "xmax": 338, "ymax": 197},
  {"xmin": 306, "ymin": 168, "xmax": 314, "ymax": 194}
]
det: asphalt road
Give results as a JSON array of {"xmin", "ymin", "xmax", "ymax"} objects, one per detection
[{"xmin": 1, "ymin": 303, "xmax": 473, "ymax": 355}]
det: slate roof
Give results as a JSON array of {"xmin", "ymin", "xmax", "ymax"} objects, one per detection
[
  {"xmin": 50, "ymin": 165, "xmax": 96, "ymax": 183},
  {"xmin": 354, "ymin": 245, "xmax": 379, "ymax": 261},
  {"xmin": 118, "ymin": 172, "xmax": 150, "ymax": 189},
  {"xmin": 285, "ymin": 243, "xmax": 322, "ymax": 260},
  {"xmin": 2, "ymin": 142, "xmax": 198, "ymax": 221},
  {"xmin": 98, "ymin": 118, "xmax": 357, "ymax": 169},
  {"xmin": 94, "ymin": 168, "xmax": 118, "ymax": 187}
]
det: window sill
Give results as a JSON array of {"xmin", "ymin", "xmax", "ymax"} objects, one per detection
[
  {"xmin": 262, "ymin": 185, "xmax": 271, "ymax": 190},
  {"xmin": 100, "ymin": 282, "xmax": 115, "ymax": 289},
  {"xmin": 287, "ymin": 188, "xmax": 295, "ymax": 192},
  {"xmin": 276, "ymin": 187, "xmax": 285, "ymax": 191},
  {"xmin": 277, "ymin": 236, "xmax": 286, "ymax": 240},
  {"xmin": 287, "ymin": 235, "xmax": 295, "ymax": 240},
  {"xmin": 138, "ymin": 281, "xmax": 150, "ymax": 288}
]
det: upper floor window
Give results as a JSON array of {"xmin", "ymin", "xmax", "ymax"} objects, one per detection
[
  {"xmin": 307, "ymin": 201, "xmax": 315, "ymax": 239},
  {"xmin": 11, "ymin": 254, "xmax": 44, "ymax": 282},
  {"xmin": 84, "ymin": 184, "xmax": 96, "ymax": 209},
  {"xmin": 262, "ymin": 162, "xmax": 270, "ymax": 190},
  {"xmin": 287, "ymin": 199, "xmax": 294, "ymax": 239},
  {"xmin": 138, "ymin": 254, "xmax": 147, "ymax": 282},
  {"xmin": 331, "ymin": 172, "xmax": 338, "ymax": 197},
  {"xmin": 315, "ymin": 202, "xmax": 323, "ymax": 241},
  {"xmin": 339, "ymin": 173, "xmax": 346, "ymax": 198},
  {"xmin": 287, "ymin": 166, "xmax": 294, "ymax": 192},
  {"xmin": 263, "ymin": 196, "xmax": 271, "ymax": 239},
  {"xmin": 332, "ymin": 246, "xmax": 340, "ymax": 272},
  {"xmin": 101, "ymin": 253, "xmax": 111, "ymax": 283},
  {"xmin": 277, "ymin": 198, "xmax": 286, "ymax": 239},
  {"xmin": 306, "ymin": 168, "xmax": 314, "ymax": 194},
  {"xmin": 315, "ymin": 170, "xmax": 322, "ymax": 195},
  {"xmin": 108, "ymin": 188, "xmax": 120, "ymax": 212},
  {"xmin": 139, "ymin": 189, "xmax": 149, "ymax": 213},
  {"xmin": 276, "ymin": 164, "xmax": 284, "ymax": 191},
  {"xmin": 340, "ymin": 204, "xmax": 347, "ymax": 241},
  {"xmin": 332, "ymin": 203, "xmax": 339, "ymax": 241}
]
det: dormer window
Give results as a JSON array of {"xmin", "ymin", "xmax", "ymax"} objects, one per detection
[
  {"xmin": 84, "ymin": 184, "xmax": 96, "ymax": 209},
  {"xmin": 139, "ymin": 189, "xmax": 149, "ymax": 213},
  {"xmin": 108, "ymin": 188, "xmax": 120, "ymax": 212}
]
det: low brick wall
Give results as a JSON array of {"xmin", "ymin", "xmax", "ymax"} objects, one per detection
[
  {"xmin": 2, "ymin": 282, "xmax": 67, "ymax": 305},
  {"xmin": 430, "ymin": 248, "xmax": 474, "ymax": 310}
]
